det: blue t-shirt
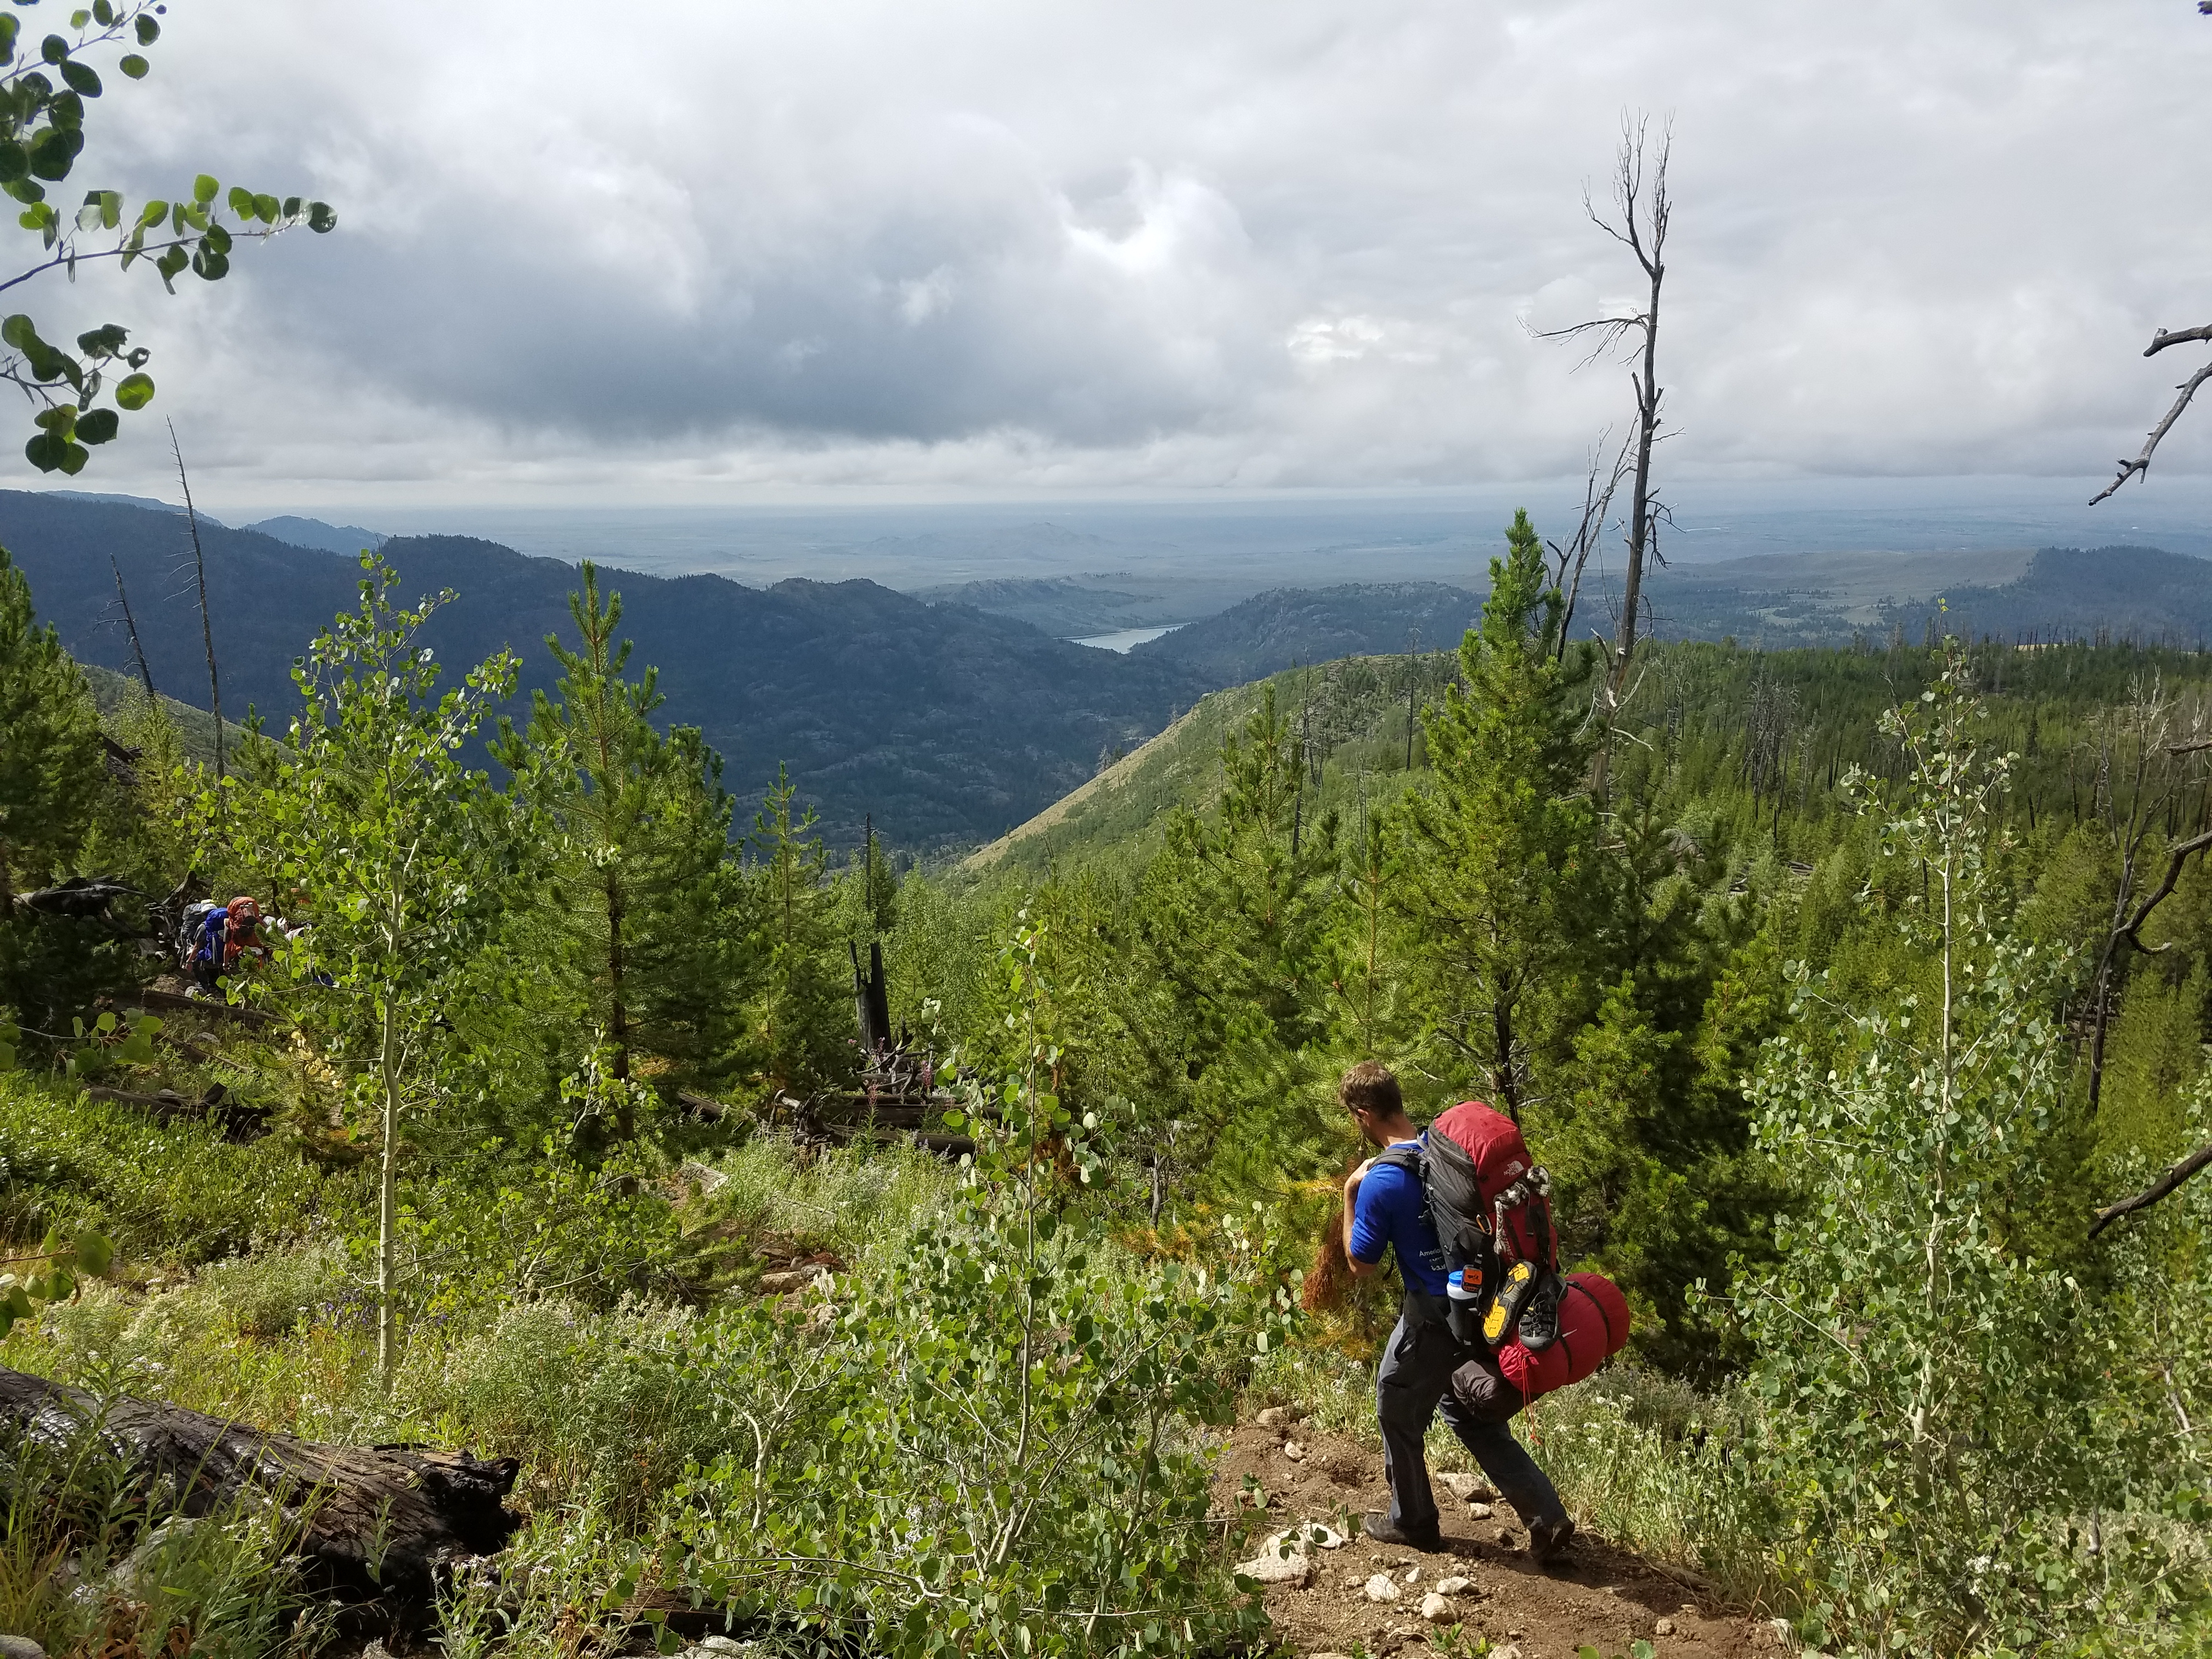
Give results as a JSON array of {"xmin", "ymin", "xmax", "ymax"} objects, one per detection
[{"xmin": 1348, "ymin": 1136, "xmax": 1448, "ymax": 1296}]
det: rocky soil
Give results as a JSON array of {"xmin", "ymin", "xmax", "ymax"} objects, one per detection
[{"xmin": 1215, "ymin": 1414, "xmax": 1784, "ymax": 1659}]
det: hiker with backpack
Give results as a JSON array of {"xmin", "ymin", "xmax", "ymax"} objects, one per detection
[
  {"xmin": 1339, "ymin": 1059, "xmax": 1585, "ymax": 1562},
  {"xmin": 185, "ymin": 895, "xmax": 269, "ymax": 997}
]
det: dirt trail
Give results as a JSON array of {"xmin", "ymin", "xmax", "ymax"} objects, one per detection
[{"xmin": 1214, "ymin": 1420, "xmax": 1779, "ymax": 1659}]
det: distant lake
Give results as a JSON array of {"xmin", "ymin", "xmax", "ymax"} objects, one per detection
[{"xmin": 1071, "ymin": 624, "xmax": 1184, "ymax": 652}]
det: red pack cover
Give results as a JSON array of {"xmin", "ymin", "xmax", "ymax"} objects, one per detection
[
  {"xmin": 1431, "ymin": 1100, "xmax": 1544, "ymax": 1262},
  {"xmin": 1496, "ymin": 1273, "xmax": 1632, "ymax": 1401}
]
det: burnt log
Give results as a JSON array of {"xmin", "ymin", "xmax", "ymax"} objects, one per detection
[
  {"xmin": 84, "ymin": 1081, "xmax": 270, "ymax": 1139},
  {"xmin": 114, "ymin": 986, "xmax": 278, "ymax": 1029},
  {"xmin": 0, "ymin": 1366, "xmax": 521, "ymax": 1609}
]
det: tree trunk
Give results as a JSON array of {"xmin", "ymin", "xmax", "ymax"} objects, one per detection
[
  {"xmin": 0, "ymin": 1365, "xmax": 519, "ymax": 1609},
  {"xmin": 377, "ymin": 992, "xmax": 400, "ymax": 1391},
  {"xmin": 606, "ymin": 870, "xmax": 633, "ymax": 1136},
  {"xmin": 1492, "ymin": 999, "xmax": 1519, "ymax": 1123}
]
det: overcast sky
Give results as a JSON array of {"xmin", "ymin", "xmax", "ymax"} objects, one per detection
[{"xmin": 13, "ymin": 0, "xmax": 2212, "ymax": 509}]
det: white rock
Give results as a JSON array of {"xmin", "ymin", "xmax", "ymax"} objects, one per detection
[
  {"xmin": 1308, "ymin": 1652, "xmax": 1355, "ymax": 1659},
  {"xmin": 1255, "ymin": 1405, "xmax": 1297, "ymax": 1428},
  {"xmin": 0, "ymin": 1638, "xmax": 46, "ymax": 1659},
  {"xmin": 1282, "ymin": 1440, "xmax": 1307, "ymax": 1462},
  {"xmin": 1236, "ymin": 1545, "xmax": 1314, "ymax": 1587},
  {"xmin": 1418, "ymin": 1592, "xmax": 1454, "ymax": 1622},
  {"xmin": 1656, "ymin": 1616, "xmax": 1677, "ymax": 1635},
  {"xmin": 1363, "ymin": 1573, "xmax": 1401, "ymax": 1603},
  {"xmin": 1437, "ymin": 1472, "xmax": 1496, "ymax": 1502},
  {"xmin": 1435, "ymin": 1575, "xmax": 1474, "ymax": 1596},
  {"xmin": 1466, "ymin": 1501, "xmax": 1494, "ymax": 1519},
  {"xmin": 1492, "ymin": 1647, "xmax": 1523, "ymax": 1659},
  {"xmin": 1235, "ymin": 1524, "xmax": 1342, "ymax": 1586},
  {"xmin": 1401, "ymin": 1565, "xmax": 1420, "ymax": 1584}
]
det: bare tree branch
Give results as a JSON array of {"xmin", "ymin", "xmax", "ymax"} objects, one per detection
[
  {"xmin": 2091, "ymin": 332, "xmax": 2212, "ymax": 505},
  {"xmin": 1546, "ymin": 428, "xmax": 1632, "ymax": 661},
  {"xmin": 2147, "ymin": 324, "xmax": 2212, "ymax": 356},
  {"xmin": 2119, "ymin": 826, "xmax": 2212, "ymax": 951},
  {"xmin": 2088, "ymin": 1140, "xmax": 2212, "ymax": 1239}
]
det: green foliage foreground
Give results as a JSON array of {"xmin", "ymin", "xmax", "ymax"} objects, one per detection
[{"xmin": 3, "ymin": 528, "xmax": 2211, "ymax": 1656}]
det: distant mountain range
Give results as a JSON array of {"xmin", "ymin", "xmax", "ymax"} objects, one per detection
[
  {"xmin": 912, "ymin": 574, "xmax": 1181, "ymax": 637},
  {"xmin": 244, "ymin": 515, "xmax": 388, "ymax": 555},
  {"xmin": 1098, "ymin": 547, "xmax": 2212, "ymax": 678},
  {"xmin": 14, "ymin": 485, "xmax": 2205, "ymax": 854},
  {"xmin": 1647, "ymin": 544, "xmax": 2212, "ymax": 648},
  {"xmin": 48, "ymin": 493, "xmax": 389, "ymax": 557},
  {"xmin": 0, "ymin": 492, "xmax": 1207, "ymax": 849},
  {"xmin": 1129, "ymin": 582, "xmax": 1482, "ymax": 684}
]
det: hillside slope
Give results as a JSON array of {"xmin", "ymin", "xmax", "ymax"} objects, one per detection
[
  {"xmin": 0, "ymin": 492, "xmax": 1209, "ymax": 849},
  {"xmin": 963, "ymin": 651, "xmax": 1459, "ymax": 878},
  {"xmin": 1131, "ymin": 582, "xmax": 1482, "ymax": 686}
]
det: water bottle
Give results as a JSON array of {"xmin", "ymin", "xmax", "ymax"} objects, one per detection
[{"xmin": 1446, "ymin": 1266, "xmax": 1481, "ymax": 1345}]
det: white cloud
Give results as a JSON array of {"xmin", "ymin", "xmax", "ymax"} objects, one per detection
[{"xmin": 5, "ymin": 0, "xmax": 2209, "ymax": 505}]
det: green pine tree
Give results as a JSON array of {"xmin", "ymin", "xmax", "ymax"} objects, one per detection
[
  {"xmin": 496, "ymin": 563, "xmax": 736, "ymax": 1122},
  {"xmin": 741, "ymin": 765, "xmax": 851, "ymax": 1100},
  {"xmin": 0, "ymin": 547, "xmax": 105, "ymax": 912},
  {"xmin": 1401, "ymin": 509, "xmax": 1600, "ymax": 1115}
]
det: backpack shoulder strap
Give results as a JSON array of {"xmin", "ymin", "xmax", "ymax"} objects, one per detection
[{"xmin": 1372, "ymin": 1144, "xmax": 1423, "ymax": 1177}]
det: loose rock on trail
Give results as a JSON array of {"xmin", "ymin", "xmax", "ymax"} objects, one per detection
[{"xmin": 1214, "ymin": 1418, "xmax": 1770, "ymax": 1658}]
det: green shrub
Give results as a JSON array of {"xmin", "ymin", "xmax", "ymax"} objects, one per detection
[
  {"xmin": 0, "ymin": 1073, "xmax": 353, "ymax": 1263},
  {"xmin": 1727, "ymin": 652, "xmax": 2212, "ymax": 1654}
]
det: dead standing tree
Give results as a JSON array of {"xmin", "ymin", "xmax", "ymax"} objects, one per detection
[
  {"xmin": 1538, "ymin": 115, "xmax": 1672, "ymax": 798},
  {"xmin": 1546, "ymin": 428, "xmax": 1633, "ymax": 665},
  {"xmin": 2074, "ymin": 683, "xmax": 2212, "ymax": 1119}
]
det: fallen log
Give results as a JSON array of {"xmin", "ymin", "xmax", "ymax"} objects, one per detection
[
  {"xmin": 112, "ymin": 986, "xmax": 278, "ymax": 1029},
  {"xmin": 84, "ymin": 1081, "xmax": 270, "ymax": 1139},
  {"xmin": 0, "ymin": 1367, "xmax": 520, "ymax": 1609}
]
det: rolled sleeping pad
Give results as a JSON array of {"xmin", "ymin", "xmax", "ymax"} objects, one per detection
[
  {"xmin": 1447, "ymin": 1272, "xmax": 1632, "ymax": 1422},
  {"xmin": 1495, "ymin": 1272, "xmax": 1631, "ymax": 1402}
]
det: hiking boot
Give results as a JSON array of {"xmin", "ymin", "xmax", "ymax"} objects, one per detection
[
  {"xmin": 1527, "ymin": 1514, "xmax": 1576, "ymax": 1567},
  {"xmin": 1518, "ymin": 1271, "xmax": 1562, "ymax": 1352},
  {"xmin": 1484, "ymin": 1259, "xmax": 1536, "ymax": 1345},
  {"xmin": 1361, "ymin": 1511, "xmax": 1443, "ymax": 1552}
]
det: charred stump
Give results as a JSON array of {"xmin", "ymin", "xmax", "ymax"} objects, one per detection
[{"xmin": 0, "ymin": 1366, "xmax": 520, "ymax": 1611}]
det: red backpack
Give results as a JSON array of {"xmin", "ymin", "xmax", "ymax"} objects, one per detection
[
  {"xmin": 1375, "ymin": 1099, "xmax": 1567, "ymax": 1350},
  {"xmin": 1425, "ymin": 1101, "xmax": 1555, "ymax": 1270}
]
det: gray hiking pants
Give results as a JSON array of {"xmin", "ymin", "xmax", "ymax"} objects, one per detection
[{"xmin": 1375, "ymin": 1305, "xmax": 1566, "ymax": 1536}]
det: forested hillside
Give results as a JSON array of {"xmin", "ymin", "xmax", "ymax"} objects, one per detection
[
  {"xmin": 0, "ymin": 491, "xmax": 1210, "ymax": 847},
  {"xmin": 1130, "ymin": 582, "xmax": 1482, "ymax": 686},
  {"xmin": 3, "ymin": 510, "xmax": 2209, "ymax": 1658}
]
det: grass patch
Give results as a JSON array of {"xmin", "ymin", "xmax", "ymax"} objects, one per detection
[{"xmin": 0, "ymin": 1072, "xmax": 360, "ymax": 1265}]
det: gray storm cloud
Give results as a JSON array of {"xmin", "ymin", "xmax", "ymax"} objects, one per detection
[{"xmin": 10, "ymin": 0, "xmax": 2212, "ymax": 501}]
